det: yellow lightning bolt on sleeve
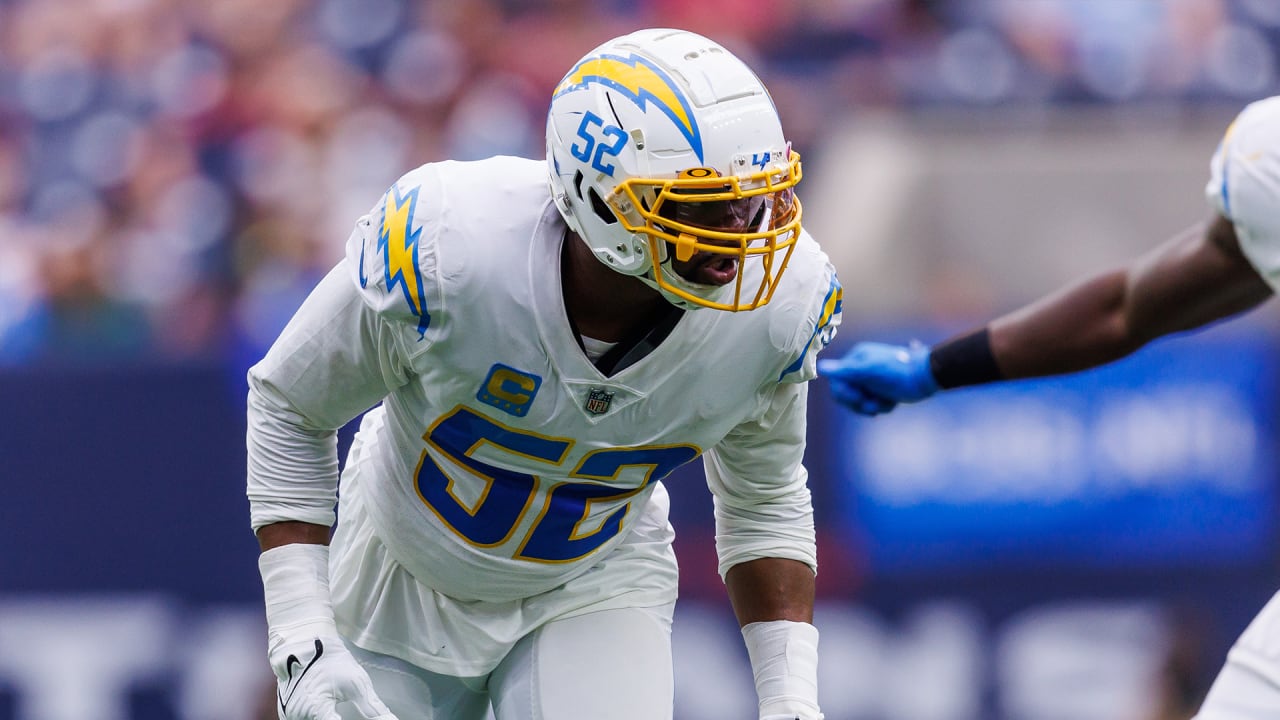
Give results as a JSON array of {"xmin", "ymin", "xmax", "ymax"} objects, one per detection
[{"xmin": 379, "ymin": 186, "xmax": 427, "ymax": 327}]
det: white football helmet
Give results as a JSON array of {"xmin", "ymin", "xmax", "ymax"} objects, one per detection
[{"xmin": 546, "ymin": 28, "xmax": 803, "ymax": 311}]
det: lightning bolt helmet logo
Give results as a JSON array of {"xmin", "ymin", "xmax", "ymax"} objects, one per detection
[{"xmin": 553, "ymin": 53, "xmax": 703, "ymax": 164}]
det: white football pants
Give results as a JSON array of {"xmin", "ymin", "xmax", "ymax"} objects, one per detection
[{"xmin": 340, "ymin": 604, "xmax": 675, "ymax": 720}]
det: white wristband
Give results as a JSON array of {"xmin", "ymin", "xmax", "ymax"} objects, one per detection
[
  {"xmin": 742, "ymin": 620, "xmax": 822, "ymax": 720},
  {"xmin": 259, "ymin": 543, "xmax": 334, "ymax": 631}
]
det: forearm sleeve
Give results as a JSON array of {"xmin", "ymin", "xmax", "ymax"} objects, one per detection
[
  {"xmin": 705, "ymin": 383, "xmax": 817, "ymax": 579},
  {"xmin": 247, "ymin": 374, "xmax": 343, "ymax": 530},
  {"xmin": 247, "ymin": 261, "xmax": 411, "ymax": 531}
]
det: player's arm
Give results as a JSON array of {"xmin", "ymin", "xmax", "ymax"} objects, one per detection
[
  {"xmin": 256, "ymin": 520, "xmax": 332, "ymax": 549},
  {"xmin": 725, "ymin": 557, "xmax": 821, "ymax": 719},
  {"xmin": 726, "ymin": 558, "xmax": 820, "ymax": 720},
  {"xmin": 725, "ymin": 558, "xmax": 815, "ymax": 625},
  {"xmin": 707, "ymin": 382, "xmax": 823, "ymax": 720},
  {"xmin": 821, "ymin": 216, "xmax": 1273, "ymax": 414},
  {"xmin": 248, "ymin": 258, "xmax": 413, "ymax": 720},
  {"xmin": 247, "ymin": 261, "xmax": 413, "ymax": 545},
  {"xmin": 824, "ymin": 96, "xmax": 1280, "ymax": 414},
  {"xmin": 987, "ymin": 215, "xmax": 1271, "ymax": 379}
]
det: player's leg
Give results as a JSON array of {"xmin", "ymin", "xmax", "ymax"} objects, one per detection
[
  {"xmin": 488, "ymin": 604, "xmax": 676, "ymax": 720},
  {"xmin": 342, "ymin": 641, "xmax": 491, "ymax": 720},
  {"xmin": 1193, "ymin": 590, "xmax": 1280, "ymax": 719}
]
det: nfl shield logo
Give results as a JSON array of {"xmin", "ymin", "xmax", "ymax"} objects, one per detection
[{"xmin": 585, "ymin": 387, "xmax": 615, "ymax": 415}]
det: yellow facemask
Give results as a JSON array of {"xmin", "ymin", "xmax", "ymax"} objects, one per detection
[{"xmin": 606, "ymin": 151, "xmax": 804, "ymax": 311}]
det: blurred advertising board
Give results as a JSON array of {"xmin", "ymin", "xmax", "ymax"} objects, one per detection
[{"xmin": 828, "ymin": 320, "xmax": 1280, "ymax": 574}]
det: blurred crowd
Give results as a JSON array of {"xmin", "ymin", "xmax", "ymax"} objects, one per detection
[{"xmin": 1, "ymin": 0, "xmax": 1277, "ymax": 367}]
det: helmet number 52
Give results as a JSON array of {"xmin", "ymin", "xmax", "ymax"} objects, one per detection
[{"xmin": 570, "ymin": 111, "xmax": 628, "ymax": 177}]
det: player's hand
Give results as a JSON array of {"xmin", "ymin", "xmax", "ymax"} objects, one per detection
[
  {"xmin": 817, "ymin": 341, "xmax": 939, "ymax": 415},
  {"xmin": 268, "ymin": 620, "xmax": 397, "ymax": 720},
  {"xmin": 260, "ymin": 543, "xmax": 398, "ymax": 720}
]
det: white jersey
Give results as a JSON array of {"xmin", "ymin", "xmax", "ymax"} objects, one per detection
[
  {"xmin": 1206, "ymin": 95, "xmax": 1280, "ymax": 290},
  {"xmin": 1195, "ymin": 97, "xmax": 1280, "ymax": 719},
  {"xmin": 247, "ymin": 156, "xmax": 842, "ymax": 605},
  {"xmin": 1194, "ymin": 589, "xmax": 1280, "ymax": 720}
]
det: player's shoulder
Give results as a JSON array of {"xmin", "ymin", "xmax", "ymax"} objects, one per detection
[
  {"xmin": 770, "ymin": 230, "xmax": 842, "ymax": 320},
  {"xmin": 1207, "ymin": 96, "xmax": 1280, "ymax": 289},
  {"xmin": 1228, "ymin": 96, "xmax": 1280, "ymax": 136},
  {"xmin": 755, "ymin": 230, "xmax": 843, "ymax": 383},
  {"xmin": 1208, "ymin": 96, "xmax": 1280, "ymax": 224},
  {"xmin": 1211, "ymin": 96, "xmax": 1280, "ymax": 180},
  {"xmin": 428, "ymin": 155, "xmax": 548, "ymax": 192},
  {"xmin": 389, "ymin": 156, "xmax": 548, "ymax": 218},
  {"xmin": 343, "ymin": 156, "xmax": 550, "ymax": 339}
]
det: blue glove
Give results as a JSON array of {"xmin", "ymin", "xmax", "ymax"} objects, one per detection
[{"xmin": 817, "ymin": 341, "xmax": 939, "ymax": 416}]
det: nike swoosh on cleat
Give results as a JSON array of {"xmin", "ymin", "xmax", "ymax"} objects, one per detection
[{"xmin": 278, "ymin": 639, "xmax": 325, "ymax": 713}]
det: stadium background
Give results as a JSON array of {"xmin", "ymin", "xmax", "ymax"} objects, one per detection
[{"xmin": 2, "ymin": 0, "xmax": 1280, "ymax": 718}]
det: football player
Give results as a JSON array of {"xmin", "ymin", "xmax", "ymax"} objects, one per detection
[
  {"xmin": 248, "ymin": 28, "xmax": 840, "ymax": 720},
  {"xmin": 819, "ymin": 96, "xmax": 1280, "ymax": 719}
]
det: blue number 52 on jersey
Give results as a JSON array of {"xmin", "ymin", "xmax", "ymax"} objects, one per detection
[{"xmin": 415, "ymin": 406, "xmax": 699, "ymax": 562}]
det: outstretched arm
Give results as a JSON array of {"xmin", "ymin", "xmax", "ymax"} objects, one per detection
[
  {"xmin": 988, "ymin": 215, "xmax": 1271, "ymax": 379},
  {"xmin": 821, "ymin": 216, "xmax": 1273, "ymax": 414}
]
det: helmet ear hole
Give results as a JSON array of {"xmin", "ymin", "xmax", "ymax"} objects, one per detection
[
  {"xmin": 573, "ymin": 170, "xmax": 586, "ymax": 201},
  {"xmin": 587, "ymin": 188, "xmax": 618, "ymax": 225}
]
